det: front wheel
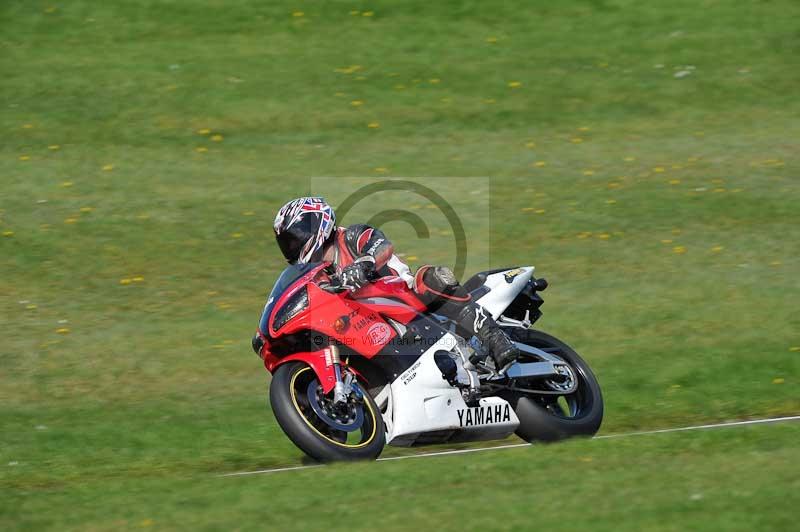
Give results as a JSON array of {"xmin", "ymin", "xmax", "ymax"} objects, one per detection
[
  {"xmin": 269, "ymin": 362, "xmax": 385, "ymax": 462},
  {"xmin": 502, "ymin": 328, "xmax": 604, "ymax": 442}
]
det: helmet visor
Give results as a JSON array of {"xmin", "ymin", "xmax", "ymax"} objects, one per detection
[{"xmin": 275, "ymin": 220, "xmax": 315, "ymax": 264}]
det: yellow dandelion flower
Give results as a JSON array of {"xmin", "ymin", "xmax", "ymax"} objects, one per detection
[
  {"xmin": 582, "ymin": 170, "xmax": 594, "ymax": 176},
  {"xmin": 535, "ymin": 209, "xmax": 546, "ymax": 214},
  {"xmin": 521, "ymin": 207, "xmax": 535, "ymax": 212},
  {"xmin": 661, "ymin": 239, "xmax": 673, "ymax": 244},
  {"xmin": 576, "ymin": 232, "xmax": 592, "ymax": 239},
  {"xmin": 22, "ymin": 124, "xmax": 33, "ymax": 129},
  {"xmin": 197, "ymin": 128, "xmax": 211, "ymax": 135},
  {"xmin": 132, "ymin": 276, "xmax": 145, "ymax": 282},
  {"xmin": 571, "ymin": 137, "xmax": 584, "ymax": 144},
  {"xmin": 242, "ymin": 211, "xmax": 255, "ymax": 216},
  {"xmin": 120, "ymin": 278, "xmax": 132, "ymax": 285},
  {"xmin": 669, "ymin": 179, "xmax": 681, "ymax": 185},
  {"xmin": 653, "ymin": 167, "xmax": 665, "ymax": 173},
  {"xmin": 292, "ymin": 11, "xmax": 304, "ymax": 17},
  {"xmin": 533, "ymin": 161, "xmax": 547, "ymax": 167},
  {"xmin": 394, "ymin": 84, "xmax": 406, "ymax": 90},
  {"xmin": 231, "ymin": 233, "xmax": 243, "ymax": 239},
  {"xmin": 19, "ymin": 155, "xmax": 30, "ymax": 161},
  {"xmin": 406, "ymin": 256, "xmax": 418, "ymax": 261},
  {"xmin": 80, "ymin": 207, "xmax": 93, "ymax": 213},
  {"xmin": 211, "ymin": 134, "xmax": 223, "ymax": 142},
  {"xmin": 598, "ymin": 233, "xmax": 611, "ymax": 240},
  {"xmin": 373, "ymin": 167, "xmax": 388, "ymax": 173},
  {"xmin": 362, "ymin": 11, "xmax": 374, "ymax": 17},
  {"xmin": 56, "ymin": 328, "xmax": 70, "ymax": 334},
  {"xmin": 673, "ymin": 245, "xmax": 686, "ymax": 254},
  {"xmin": 429, "ymin": 78, "xmax": 441, "ymax": 84},
  {"xmin": 350, "ymin": 10, "xmax": 360, "ymax": 15},
  {"xmin": 26, "ymin": 304, "xmax": 37, "ymax": 310},
  {"xmin": 64, "ymin": 218, "xmax": 78, "ymax": 224},
  {"xmin": 605, "ymin": 199, "xmax": 617, "ymax": 205},
  {"xmin": 350, "ymin": 100, "xmax": 364, "ymax": 107},
  {"xmin": 367, "ymin": 122, "xmax": 380, "ymax": 129},
  {"xmin": 526, "ymin": 141, "xmax": 536, "ymax": 148},
  {"xmin": 789, "ymin": 346, "xmax": 800, "ymax": 352},
  {"xmin": 607, "ymin": 182, "xmax": 621, "ymax": 189},
  {"xmin": 578, "ymin": 126, "xmax": 590, "ymax": 132},
  {"xmin": 2, "ymin": 230, "xmax": 14, "ymax": 237},
  {"xmin": 49, "ymin": 145, "xmax": 61, "ymax": 150},
  {"xmin": 772, "ymin": 378, "xmax": 784, "ymax": 385},
  {"xmin": 102, "ymin": 164, "xmax": 114, "ymax": 171},
  {"xmin": 711, "ymin": 246, "xmax": 724, "ymax": 252},
  {"xmin": 486, "ymin": 36, "xmax": 498, "ymax": 43},
  {"xmin": 195, "ymin": 147, "xmax": 208, "ymax": 153},
  {"xmin": 508, "ymin": 81, "xmax": 523, "ymax": 88}
]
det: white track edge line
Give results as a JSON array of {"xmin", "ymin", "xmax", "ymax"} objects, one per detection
[{"xmin": 219, "ymin": 415, "xmax": 800, "ymax": 477}]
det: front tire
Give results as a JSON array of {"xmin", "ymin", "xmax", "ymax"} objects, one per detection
[
  {"xmin": 502, "ymin": 328, "xmax": 604, "ymax": 442},
  {"xmin": 269, "ymin": 362, "xmax": 386, "ymax": 462}
]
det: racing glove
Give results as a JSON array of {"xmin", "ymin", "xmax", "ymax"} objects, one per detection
[{"xmin": 339, "ymin": 257, "xmax": 376, "ymax": 291}]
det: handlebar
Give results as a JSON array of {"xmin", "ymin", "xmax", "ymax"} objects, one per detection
[{"xmin": 321, "ymin": 269, "xmax": 381, "ymax": 294}]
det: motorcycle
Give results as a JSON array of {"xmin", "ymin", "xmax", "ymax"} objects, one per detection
[{"xmin": 252, "ymin": 262, "xmax": 603, "ymax": 461}]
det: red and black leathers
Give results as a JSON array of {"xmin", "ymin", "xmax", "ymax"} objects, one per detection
[{"xmin": 325, "ymin": 224, "xmax": 519, "ymax": 368}]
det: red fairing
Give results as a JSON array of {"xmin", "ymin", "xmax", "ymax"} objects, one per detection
[
  {"xmin": 262, "ymin": 266, "xmax": 426, "ymax": 391},
  {"xmin": 354, "ymin": 276, "xmax": 427, "ymax": 324}
]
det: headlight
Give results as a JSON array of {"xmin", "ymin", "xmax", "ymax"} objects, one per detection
[{"xmin": 272, "ymin": 286, "xmax": 309, "ymax": 331}]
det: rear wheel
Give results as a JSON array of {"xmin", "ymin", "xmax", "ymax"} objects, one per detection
[
  {"xmin": 502, "ymin": 328, "xmax": 603, "ymax": 442},
  {"xmin": 269, "ymin": 362, "xmax": 385, "ymax": 462}
]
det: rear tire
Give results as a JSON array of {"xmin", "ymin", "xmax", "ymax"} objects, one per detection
[
  {"xmin": 269, "ymin": 362, "xmax": 385, "ymax": 462},
  {"xmin": 502, "ymin": 328, "xmax": 603, "ymax": 442}
]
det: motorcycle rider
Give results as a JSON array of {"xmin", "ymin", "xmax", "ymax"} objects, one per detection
[{"xmin": 266, "ymin": 196, "xmax": 520, "ymax": 369}]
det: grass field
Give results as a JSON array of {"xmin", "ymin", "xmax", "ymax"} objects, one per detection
[{"xmin": 1, "ymin": 1, "xmax": 799, "ymax": 530}]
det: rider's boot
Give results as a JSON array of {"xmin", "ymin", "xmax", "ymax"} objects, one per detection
[{"xmin": 457, "ymin": 304, "xmax": 520, "ymax": 370}]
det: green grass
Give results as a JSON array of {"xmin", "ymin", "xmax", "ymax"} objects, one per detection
[
  {"xmin": 5, "ymin": 424, "xmax": 800, "ymax": 531},
  {"xmin": 1, "ymin": 0, "xmax": 799, "ymax": 530}
]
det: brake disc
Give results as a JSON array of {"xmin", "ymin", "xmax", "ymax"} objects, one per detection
[{"xmin": 306, "ymin": 380, "xmax": 365, "ymax": 432}]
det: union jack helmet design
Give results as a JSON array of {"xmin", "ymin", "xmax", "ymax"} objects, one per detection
[{"xmin": 273, "ymin": 197, "xmax": 336, "ymax": 264}]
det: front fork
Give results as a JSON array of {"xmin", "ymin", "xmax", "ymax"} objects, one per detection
[{"xmin": 329, "ymin": 344, "xmax": 355, "ymax": 404}]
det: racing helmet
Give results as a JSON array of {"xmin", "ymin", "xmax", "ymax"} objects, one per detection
[{"xmin": 273, "ymin": 197, "xmax": 336, "ymax": 264}]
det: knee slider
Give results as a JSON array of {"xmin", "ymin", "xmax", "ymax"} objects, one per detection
[{"xmin": 430, "ymin": 266, "xmax": 458, "ymax": 288}]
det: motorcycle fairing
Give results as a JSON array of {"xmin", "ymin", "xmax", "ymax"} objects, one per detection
[
  {"xmin": 261, "ymin": 264, "xmax": 399, "ymax": 358},
  {"xmin": 379, "ymin": 336, "xmax": 520, "ymax": 446},
  {"xmin": 473, "ymin": 267, "xmax": 535, "ymax": 319},
  {"xmin": 259, "ymin": 262, "xmax": 327, "ymax": 337},
  {"xmin": 367, "ymin": 314, "xmax": 449, "ymax": 381}
]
